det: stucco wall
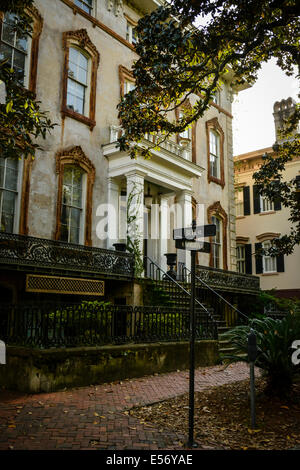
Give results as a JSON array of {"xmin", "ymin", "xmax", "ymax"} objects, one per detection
[
  {"xmin": 235, "ymin": 153, "xmax": 300, "ymax": 292},
  {"xmin": 20, "ymin": 0, "xmax": 237, "ymax": 270}
]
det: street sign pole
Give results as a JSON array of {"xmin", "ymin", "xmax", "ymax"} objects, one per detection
[{"xmin": 188, "ymin": 249, "xmax": 197, "ymax": 448}]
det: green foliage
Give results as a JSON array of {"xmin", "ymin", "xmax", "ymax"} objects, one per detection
[
  {"xmin": 221, "ymin": 314, "xmax": 300, "ymax": 396},
  {"xmin": 126, "ymin": 184, "xmax": 144, "ymax": 277},
  {"xmin": 140, "ymin": 312, "xmax": 188, "ymax": 337},
  {"xmin": 142, "ymin": 279, "xmax": 173, "ymax": 306},
  {"xmin": 118, "ymin": 0, "xmax": 299, "ymax": 159},
  {"xmin": 253, "ymin": 112, "xmax": 300, "ymax": 256},
  {"xmin": 246, "ymin": 290, "xmax": 300, "ymax": 318},
  {"xmin": 117, "ymin": 0, "xmax": 299, "ymax": 254},
  {"xmin": 48, "ymin": 300, "xmax": 111, "ymax": 323}
]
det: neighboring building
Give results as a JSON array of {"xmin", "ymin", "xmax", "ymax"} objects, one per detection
[
  {"xmin": 234, "ymin": 97, "xmax": 300, "ymax": 299},
  {"xmin": 0, "ymin": 0, "xmax": 259, "ymax": 308}
]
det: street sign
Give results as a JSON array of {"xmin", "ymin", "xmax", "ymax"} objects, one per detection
[
  {"xmin": 175, "ymin": 240, "xmax": 211, "ymax": 252},
  {"xmin": 173, "ymin": 224, "xmax": 216, "ymax": 240}
]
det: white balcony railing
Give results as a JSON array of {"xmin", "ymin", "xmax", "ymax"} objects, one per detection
[{"xmin": 109, "ymin": 125, "xmax": 192, "ymax": 161}]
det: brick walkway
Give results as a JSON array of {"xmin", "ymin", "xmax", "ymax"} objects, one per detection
[{"xmin": 0, "ymin": 362, "xmax": 251, "ymax": 450}]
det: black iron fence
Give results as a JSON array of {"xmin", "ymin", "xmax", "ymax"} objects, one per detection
[{"xmin": 0, "ymin": 302, "xmax": 217, "ymax": 348}]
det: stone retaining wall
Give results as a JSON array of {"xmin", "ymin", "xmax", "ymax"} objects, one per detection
[{"xmin": 0, "ymin": 341, "xmax": 219, "ymax": 393}]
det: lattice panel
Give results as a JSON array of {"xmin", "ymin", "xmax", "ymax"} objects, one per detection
[{"xmin": 26, "ymin": 275, "xmax": 104, "ymax": 296}]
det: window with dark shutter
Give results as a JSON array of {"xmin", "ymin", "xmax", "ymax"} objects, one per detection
[
  {"xmin": 274, "ymin": 197, "xmax": 282, "ymax": 211},
  {"xmin": 276, "ymin": 253, "xmax": 285, "ymax": 272},
  {"xmin": 253, "ymin": 185, "xmax": 261, "ymax": 214},
  {"xmin": 245, "ymin": 244, "xmax": 252, "ymax": 274},
  {"xmin": 255, "ymin": 242, "xmax": 263, "ymax": 274},
  {"xmin": 243, "ymin": 186, "xmax": 250, "ymax": 215}
]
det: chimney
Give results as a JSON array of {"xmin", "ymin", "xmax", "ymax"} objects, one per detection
[{"xmin": 273, "ymin": 97, "xmax": 296, "ymax": 142}]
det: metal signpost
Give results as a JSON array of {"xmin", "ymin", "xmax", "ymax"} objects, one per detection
[{"xmin": 173, "ymin": 222, "xmax": 216, "ymax": 447}]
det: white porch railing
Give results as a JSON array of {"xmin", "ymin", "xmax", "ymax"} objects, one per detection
[{"xmin": 109, "ymin": 125, "xmax": 192, "ymax": 161}]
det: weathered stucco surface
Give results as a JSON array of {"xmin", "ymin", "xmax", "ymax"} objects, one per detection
[{"xmin": 0, "ymin": 341, "xmax": 220, "ymax": 393}]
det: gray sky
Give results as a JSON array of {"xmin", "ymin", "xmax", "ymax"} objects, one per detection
[{"xmin": 232, "ymin": 58, "xmax": 299, "ymax": 156}]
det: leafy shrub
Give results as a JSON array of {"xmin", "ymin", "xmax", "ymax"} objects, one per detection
[{"xmin": 221, "ymin": 314, "xmax": 300, "ymax": 396}]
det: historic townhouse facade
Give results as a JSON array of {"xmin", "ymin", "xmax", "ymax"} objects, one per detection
[
  {"xmin": 234, "ymin": 98, "xmax": 300, "ymax": 299},
  {"xmin": 0, "ymin": 0, "xmax": 259, "ymax": 305}
]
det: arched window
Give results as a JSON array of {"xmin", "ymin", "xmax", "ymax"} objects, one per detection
[
  {"xmin": 61, "ymin": 29, "xmax": 99, "ymax": 130},
  {"xmin": 55, "ymin": 147, "xmax": 95, "ymax": 246},
  {"xmin": 209, "ymin": 130, "xmax": 220, "ymax": 178},
  {"xmin": 211, "ymin": 215, "xmax": 222, "ymax": 269},
  {"xmin": 206, "ymin": 118, "xmax": 225, "ymax": 187},
  {"xmin": 60, "ymin": 166, "xmax": 84, "ymax": 244},
  {"xmin": 207, "ymin": 201, "xmax": 228, "ymax": 270},
  {"xmin": 67, "ymin": 47, "xmax": 89, "ymax": 116}
]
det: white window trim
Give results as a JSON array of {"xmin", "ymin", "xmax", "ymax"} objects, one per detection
[
  {"xmin": 179, "ymin": 111, "xmax": 192, "ymax": 140},
  {"xmin": 74, "ymin": 0, "xmax": 94, "ymax": 16},
  {"xmin": 126, "ymin": 20, "xmax": 137, "ymax": 45},
  {"xmin": 211, "ymin": 215, "xmax": 222, "ymax": 269},
  {"xmin": 262, "ymin": 240, "xmax": 277, "ymax": 273},
  {"xmin": 209, "ymin": 130, "xmax": 220, "ymax": 179},
  {"xmin": 0, "ymin": 156, "xmax": 23, "ymax": 234},
  {"xmin": 67, "ymin": 46, "xmax": 91, "ymax": 118},
  {"xmin": 61, "ymin": 168, "xmax": 87, "ymax": 245},
  {"xmin": 235, "ymin": 190, "xmax": 244, "ymax": 217},
  {"xmin": 260, "ymin": 194, "xmax": 274, "ymax": 213},
  {"xmin": 0, "ymin": 13, "xmax": 32, "ymax": 89},
  {"xmin": 236, "ymin": 244, "xmax": 246, "ymax": 274}
]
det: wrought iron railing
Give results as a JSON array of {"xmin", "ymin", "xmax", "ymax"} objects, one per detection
[
  {"xmin": 0, "ymin": 232, "xmax": 134, "ymax": 278},
  {"xmin": 178, "ymin": 263, "xmax": 260, "ymax": 294},
  {"xmin": 181, "ymin": 265, "xmax": 249, "ymax": 327},
  {"xmin": 144, "ymin": 256, "xmax": 218, "ymax": 338},
  {"xmin": 0, "ymin": 302, "xmax": 217, "ymax": 348}
]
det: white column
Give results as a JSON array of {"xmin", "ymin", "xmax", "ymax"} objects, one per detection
[
  {"xmin": 126, "ymin": 171, "xmax": 145, "ymax": 261},
  {"xmin": 176, "ymin": 190, "xmax": 193, "ymax": 272},
  {"xmin": 107, "ymin": 177, "xmax": 119, "ymax": 250},
  {"xmin": 159, "ymin": 196, "xmax": 169, "ymax": 272}
]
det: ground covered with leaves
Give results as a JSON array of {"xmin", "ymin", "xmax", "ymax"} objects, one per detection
[{"xmin": 130, "ymin": 378, "xmax": 300, "ymax": 450}]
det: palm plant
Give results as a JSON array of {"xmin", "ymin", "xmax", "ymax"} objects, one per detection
[{"xmin": 220, "ymin": 314, "xmax": 300, "ymax": 396}]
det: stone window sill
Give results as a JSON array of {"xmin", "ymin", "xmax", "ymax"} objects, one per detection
[
  {"xmin": 259, "ymin": 211, "xmax": 276, "ymax": 216},
  {"xmin": 262, "ymin": 272, "xmax": 278, "ymax": 276}
]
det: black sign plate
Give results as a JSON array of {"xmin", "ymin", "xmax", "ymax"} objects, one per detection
[
  {"xmin": 173, "ymin": 224, "xmax": 216, "ymax": 240},
  {"xmin": 175, "ymin": 240, "xmax": 211, "ymax": 252}
]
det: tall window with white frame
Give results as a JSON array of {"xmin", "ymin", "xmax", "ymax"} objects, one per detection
[
  {"xmin": 124, "ymin": 79, "xmax": 135, "ymax": 95},
  {"xmin": 212, "ymin": 90, "xmax": 220, "ymax": 106},
  {"xmin": 126, "ymin": 21, "xmax": 137, "ymax": 45},
  {"xmin": 211, "ymin": 215, "xmax": 222, "ymax": 269},
  {"xmin": 74, "ymin": 0, "xmax": 93, "ymax": 15},
  {"xmin": 262, "ymin": 240, "xmax": 277, "ymax": 273},
  {"xmin": 260, "ymin": 194, "xmax": 274, "ymax": 213},
  {"xmin": 0, "ymin": 12, "xmax": 28, "ymax": 85},
  {"xmin": 0, "ymin": 157, "xmax": 20, "ymax": 233},
  {"xmin": 60, "ymin": 166, "xmax": 84, "ymax": 244},
  {"xmin": 209, "ymin": 130, "xmax": 220, "ymax": 179},
  {"xmin": 179, "ymin": 111, "xmax": 191, "ymax": 140},
  {"xmin": 235, "ymin": 189, "xmax": 244, "ymax": 217},
  {"xmin": 236, "ymin": 244, "xmax": 246, "ymax": 273},
  {"xmin": 67, "ymin": 47, "xmax": 89, "ymax": 116}
]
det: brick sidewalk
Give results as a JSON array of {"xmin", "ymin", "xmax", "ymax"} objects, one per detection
[{"xmin": 0, "ymin": 362, "xmax": 251, "ymax": 450}]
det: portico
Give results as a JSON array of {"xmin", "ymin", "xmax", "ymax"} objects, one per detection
[{"xmin": 102, "ymin": 129, "xmax": 204, "ymax": 274}]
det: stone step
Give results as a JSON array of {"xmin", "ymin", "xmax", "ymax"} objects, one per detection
[{"xmin": 219, "ymin": 347, "xmax": 236, "ymax": 354}]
